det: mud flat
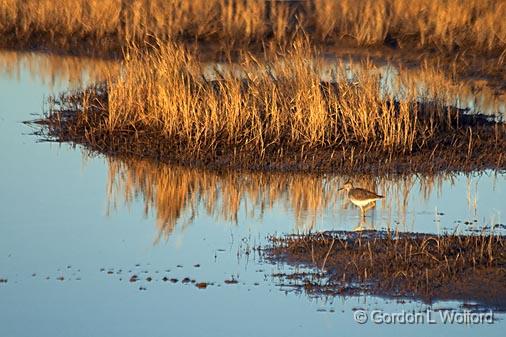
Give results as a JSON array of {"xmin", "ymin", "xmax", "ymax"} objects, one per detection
[{"xmin": 263, "ymin": 231, "xmax": 506, "ymax": 311}]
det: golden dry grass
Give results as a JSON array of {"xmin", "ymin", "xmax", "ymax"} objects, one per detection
[
  {"xmin": 309, "ymin": 0, "xmax": 506, "ymax": 52},
  {"xmin": 92, "ymin": 41, "xmax": 501, "ymax": 155},
  {"xmin": 0, "ymin": 0, "xmax": 505, "ymax": 55},
  {"xmin": 40, "ymin": 40, "xmax": 505, "ymax": 175}
]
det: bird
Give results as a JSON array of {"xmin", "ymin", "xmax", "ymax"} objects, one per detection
[{"xmin": 338, "ymin": 181, "xmax": 384, "ymax": 217}]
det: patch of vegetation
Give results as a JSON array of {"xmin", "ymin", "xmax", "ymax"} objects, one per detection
[{"xmin": 264, "ymin": 231, "xmax": 506, "ymax": 310}]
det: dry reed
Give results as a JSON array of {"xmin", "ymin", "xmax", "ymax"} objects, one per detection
[{"xmin": 0, "ymin": 0, "xmax": 505, "ymax": 57}]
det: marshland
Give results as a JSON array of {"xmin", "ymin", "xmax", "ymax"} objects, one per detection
[{"xmin": 1, "ymin": 1, "xmax": 505, "ymax": 336}]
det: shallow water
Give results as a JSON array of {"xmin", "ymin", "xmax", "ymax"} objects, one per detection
[{"xmin": 0, "ymin": 52, "xmax": 504, "ymax": 337}]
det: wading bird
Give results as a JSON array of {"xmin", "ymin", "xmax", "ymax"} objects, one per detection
[{"xmin": 338, "ymin": 181, "xmax": 384, "ymax": 217}]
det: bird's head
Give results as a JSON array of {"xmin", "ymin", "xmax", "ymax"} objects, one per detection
[{"xmin": 338, "ymin": 181, "xmax": 353, "ymax": 192}]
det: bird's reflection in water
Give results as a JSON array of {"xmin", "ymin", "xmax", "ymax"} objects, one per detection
[
  {"xmin": 341, "ymin": 198, "xmax": 377, "ymax": 231},
  {"xmin": 353, "ymin": 216, "xmax": 375, "ymax": 232}
]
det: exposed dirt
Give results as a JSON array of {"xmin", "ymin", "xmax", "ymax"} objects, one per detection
[{"xmin": 263, "ymin": 231, "xmax": 506, "ymax": 311}]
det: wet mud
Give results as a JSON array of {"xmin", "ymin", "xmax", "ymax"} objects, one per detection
[{"xmin": 263, "ymin": 231, "xmax": 506, "ymax": 311}]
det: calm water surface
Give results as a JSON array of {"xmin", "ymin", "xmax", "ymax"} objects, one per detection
[{"xmin": 0, "ymin": 52, "xmax": 504, "ymax": 337}]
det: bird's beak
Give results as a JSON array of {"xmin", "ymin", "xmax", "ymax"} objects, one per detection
[{"xmin": 337, "ymin": 187, "xmax": 344, "ymax": 192}]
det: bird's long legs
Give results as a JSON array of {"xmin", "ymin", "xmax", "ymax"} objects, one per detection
[{"xmin": 359, "ymin": 202, "xmax": 376, "ymax": 218}]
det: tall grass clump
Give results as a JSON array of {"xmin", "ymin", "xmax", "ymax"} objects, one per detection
[
  {"xmin": 41, "ymin": 40, "xmax": 505, "ymax": 173},
  {"xmin": 97, "ymin": 42, "xmax": 467, "ymax": 153}
]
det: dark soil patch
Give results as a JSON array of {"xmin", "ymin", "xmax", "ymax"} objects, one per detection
[
  {"xmin": 263, "ymin": 231, "xmax": 506, "ymax": 311},
  {"xmin": 196, "ymin": 282, "xmax": 208, "ymax": 289},
  {"xmin": 224, "ymin": 279, "xmax": 239, "ymax": 284}
]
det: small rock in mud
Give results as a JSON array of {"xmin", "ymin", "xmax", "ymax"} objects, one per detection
[
  {"xmin": 196, "ymin": 282, "xmax": 208, "ymax": 289},
  {"xmin": 162, "ymin": 277, "xmax": 169, "ymax": 282},
  {"xmin": 0, "ymin": 279, "xmax": 7, "ymax": 283},
  {"xmin": 107, "ymin": 271, "xmax": 114, "ymax": 275},
  {"xmin": 56, "ymin": 276, "xmax": 64, "ymax": 281},
  {"xmin": 146, "ymin": 277, "xmax": 152, "ymax": 282},
  {"xmin": 129, "ymin": 275, "xmax": 138, "ymax": 282},
  {"xmin": 224, "ymin": 279, "xmax": 238, "ymax": 284},
  {"xmin": 177, "ymin": 265, "xmax": 183, "ymax": 268},
  {"xmin": 170, "ymin": 278, "xmax": 178, "ymax": 283},
  {"xmin": 139, "ymin": 286, "xmax": 147, "ymax": 291},
  {"xmin": 31, "ymin": 273, "xmax": 36, "ymax": 277},
  {"xmin": 182, "ymin": 277, "xmax": 191, "ymax": 283},
  {"xmin": 194, "ymin": 264, "xmax": 200, "ymax": 268}
]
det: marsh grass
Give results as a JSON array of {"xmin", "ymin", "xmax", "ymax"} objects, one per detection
[
  {"xmin": 1, "ymin": 0, "xmax": 505, "ymax": 57},
  {"xmin": 265, "ymin": 231, "xmax": 506, "ymax": 304},
  {"xmin": 41, "ymin": 41, "xmax": 505, "ymax": 173}
]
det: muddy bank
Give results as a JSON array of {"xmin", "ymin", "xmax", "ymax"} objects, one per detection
[{"xmin": 263, "ymin": 231, "xmax": 506, "ymax": 311}]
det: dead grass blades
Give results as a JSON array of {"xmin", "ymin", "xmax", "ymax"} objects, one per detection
[{"xmin": 0, "ymin": 0, "xmax": 505, "ymax": 57}]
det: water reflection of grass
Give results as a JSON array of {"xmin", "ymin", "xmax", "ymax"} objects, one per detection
[
  {"xmin": 0, "ymin": 50, "xmax": 118, "ymax": 88},
  {"xmin": 105, "ymin": 156, "xmax": 471, "ymax": 239}
]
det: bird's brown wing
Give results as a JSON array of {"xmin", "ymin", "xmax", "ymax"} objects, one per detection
[{"xmin": 349, "ymin": 187, "xmax": 383, "ymax": 200}]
